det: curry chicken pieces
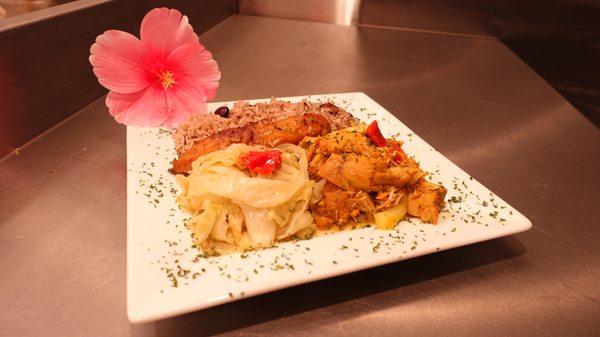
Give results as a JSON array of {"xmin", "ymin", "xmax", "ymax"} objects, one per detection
[{"xmin": 299, "ymin": 124, "xmax": 447, "ymax": 227}]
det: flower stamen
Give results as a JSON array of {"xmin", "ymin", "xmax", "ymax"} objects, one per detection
[{"xmin": 158, "ymin": 70, "xmax": 177, "ymax": 90}]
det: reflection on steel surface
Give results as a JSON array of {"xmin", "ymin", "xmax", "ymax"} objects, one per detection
[
  {"xmin": 0, "ymin": 0, "xmax": 70, "ymax": 18},
  {"xmin": 238, "ymin": 0, "xmax": 362, "ymax": 26}
]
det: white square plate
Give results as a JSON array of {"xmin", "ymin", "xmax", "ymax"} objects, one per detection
[{"xmin": 127, "ymin": 92, "xmax": 531, "ymax": 323}]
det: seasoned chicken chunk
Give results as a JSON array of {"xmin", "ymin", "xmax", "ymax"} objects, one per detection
[
  {"xmin": 302, "ymin": 129, "xmax": 424, "ymax": 192},
  {"xmin": 371, "ymin": 158, "xmax": 425, "ymax": 188},
  {"xmin": 407, "ymin": 179, "xmax": 447, "ymax": 224},
  {"xmin": 310, "ymin": 183, "xmax": 376, "ymax": 228},
  {"xmin": 311, "ymin": 182, "xmax": 355, "ymax": 228}
]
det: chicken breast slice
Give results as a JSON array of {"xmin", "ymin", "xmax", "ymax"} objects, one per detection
[{"xmin": 406, "ymin": 180, "xmax": 447, "ymax": 224}]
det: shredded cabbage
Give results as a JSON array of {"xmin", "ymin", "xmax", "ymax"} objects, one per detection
[{"xmin": 176, "ymin": 143, "xmax": 321, "ymax": 254}]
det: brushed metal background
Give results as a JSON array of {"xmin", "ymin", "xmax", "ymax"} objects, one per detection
[{"xmin": 1, "ymin": 15, "xmax": 598, "ymax": 337}]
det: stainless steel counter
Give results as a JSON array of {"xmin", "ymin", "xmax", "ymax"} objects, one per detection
[{"xmin": 1, "ymin": 15, "xmax": 599, "ymax": 337}]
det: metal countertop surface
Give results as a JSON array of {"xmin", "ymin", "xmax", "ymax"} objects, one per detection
[{"xmin": 1, "ymin": 15, "xmax": 599, "ymax": 337}]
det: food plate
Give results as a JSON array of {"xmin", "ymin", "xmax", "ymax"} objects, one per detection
[{"xmin": 127, "ymin": 92, "xmax": 531, "ymax": 323}]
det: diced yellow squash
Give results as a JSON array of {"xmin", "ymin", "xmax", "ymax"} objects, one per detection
[{"xmin": 374, "ymin": 201, "xmax": 407, "ymax": 230}]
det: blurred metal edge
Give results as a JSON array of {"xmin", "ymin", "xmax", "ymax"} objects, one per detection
[
  {"xmin": 237, "ymin": 0, "xmax": 362, "ymax": 26},
  {"xmin": 0, "ymin": 0, "xmax": 111, "ymax": 31}
]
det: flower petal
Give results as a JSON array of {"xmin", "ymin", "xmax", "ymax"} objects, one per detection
[
  {"xmin": 106, "ymin": 88, "xmax": 169, "ymax": 127},
  {"xmin": 166, "ymin": 42, "xmax": 221, "ymax": 100},
  {"xmin": 163, "ymin": 81, "xmax": 208, "ymax": 128},
  {"xmin": 140, "ymin": 8, "xmax": 198, "ymax": 62},
  {"xmin": 89, "ymin": 30, "xmax": 150, "ymax": 93}
]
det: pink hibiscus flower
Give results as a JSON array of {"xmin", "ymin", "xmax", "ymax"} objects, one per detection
[{"xmin": 89, "ymin": 8, "xmax": 220, "ymax": 128}]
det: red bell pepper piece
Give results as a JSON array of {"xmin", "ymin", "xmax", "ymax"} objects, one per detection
[
  {"xmin": 366, "ymin": 120, "xmax": 407, "ymax": 162},
  {"xmin": 366, "ymin": 121, "xmax": 387, "ymax": 147},
  {"xmin": 238, "ymin": 150, "xmax": 282, "ymax": 175}
]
